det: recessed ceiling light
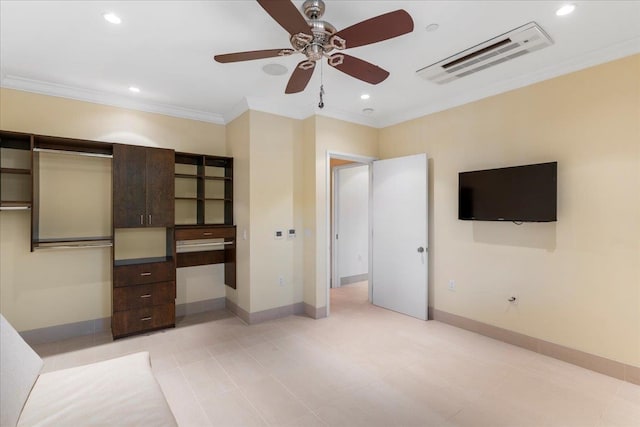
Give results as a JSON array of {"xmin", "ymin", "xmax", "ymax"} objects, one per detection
[
  {"xmin": 360, "ymin": 94, "xmax": 370, "ymax": 100},
  {"xmin": 103, "ymin": 13, "xmax": 122, "ymax": 24},
  {"xmin": 262, "ymin": 63, "xmax": 288, "ymax": 76},
  {"xmin": 556, "ymin": 4, "xmax": 575, "ymax": 16},
  {"xmin": 362, "ymin": 108, "xmax": 374, "ymax": 115},
  {"xmin": 129, "ymin": 86, "xmax": 140, "ymax": 93},
  {"xmin": 425, "ymin": 23, "xmax": 440, "ymax": 32}
]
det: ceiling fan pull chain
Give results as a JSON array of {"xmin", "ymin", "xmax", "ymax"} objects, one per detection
[{"xmin": 318, "ymin": 61, "xmax": 325, "ymax": 109}]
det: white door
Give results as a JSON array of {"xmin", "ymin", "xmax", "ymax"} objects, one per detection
[{"xmin": 372, "ymin": 153, "xmax": 428, "ymax": 320}]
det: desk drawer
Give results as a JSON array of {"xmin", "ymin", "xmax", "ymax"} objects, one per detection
[
  {"xmin": 175, "ymin": 226, "xmax": 235, "ymax": 241},
  {"xmin": 112, "ymin": 303, "xmax": 175, "ymax": 338},
  {"xmin": 113, "ymin": 282, "xmax": 175, "ymax": 312},
  {"xmin": 114, "ymin": 261, "xmax": 174, "ymax": 287}
]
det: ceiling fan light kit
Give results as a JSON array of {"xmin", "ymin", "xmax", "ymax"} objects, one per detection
[{"xmin": 214, "ymin": 0, "xmax": 414, "ymax": 95}]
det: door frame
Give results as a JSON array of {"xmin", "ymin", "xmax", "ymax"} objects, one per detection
[{"xmin": 326, "ymin": 151, "xmax": 377, "ymax": 316}]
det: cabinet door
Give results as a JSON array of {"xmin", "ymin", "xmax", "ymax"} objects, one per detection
[
  {"xmin": 113, "ymin": 144, "xmax": 147, "ymax": 228},
  {"xmin": 145, "ymin": 147, "xmax": 174, "ymax": 227}
]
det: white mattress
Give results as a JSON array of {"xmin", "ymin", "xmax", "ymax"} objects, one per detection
[{"xmin": 18, "ymin": 352, "xmax": 177, "ymax": 427}]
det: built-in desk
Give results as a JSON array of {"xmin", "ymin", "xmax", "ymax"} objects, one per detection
[{"xmin": 175, "ymin": 225, "xmax": 236, "ymax": 289}]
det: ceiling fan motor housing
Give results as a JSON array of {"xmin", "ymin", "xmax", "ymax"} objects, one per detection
[
  {"xmin": 303, "ymin": 0, "xmax": 325, "ymax": 19},
  {"xmin": 291, "ymin": 17, "xmax": 337, "ymax": 61}
]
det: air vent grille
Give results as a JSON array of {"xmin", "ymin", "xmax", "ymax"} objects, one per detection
[{"xmin": 417, "ymin": 22, "xmax": 553, "ymax": 84}]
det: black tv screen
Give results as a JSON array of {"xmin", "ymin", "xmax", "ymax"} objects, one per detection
[{"xmin": 458, "ymin": 162, "xmax": 557, "ymax": 222}]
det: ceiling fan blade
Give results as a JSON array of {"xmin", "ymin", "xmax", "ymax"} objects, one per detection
[
  {"xmin": 285, "ymin": 60, "xmax": 316, "ymax": 94},
  {"xmin": 331, "ymin": 10, "xmax": 414, "ymax": 49},
  {"xmin": 257, "ymin": 0, "xmax": 311, "ymax": 36},
  {"xmin": 214, "ymin": 48, "xmax": 294, "ymax": 63},
  {"xmin": 328, "ymin": 53, "xmax": 389, "ymax": 85}
]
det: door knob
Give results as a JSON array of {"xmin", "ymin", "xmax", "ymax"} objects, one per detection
[{"xmin": 417, "ymin": 247, "xmax": 425, "ymax": 253}]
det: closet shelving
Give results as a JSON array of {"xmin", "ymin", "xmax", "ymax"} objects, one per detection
[
  {"xmin": 31, "ymin": 136, "xmax": 113, "ymax": 251},
  {"xmin": 0, "ymin": 131, "xmax": 33, "ymax": 211},
  {"xmin": 174, "ymin": 152, "xmax": 236, "ymax": 288}
]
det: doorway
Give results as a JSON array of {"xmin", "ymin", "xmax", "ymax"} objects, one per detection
[
  {"xmin": 327, "ymin": 152, "xmax": 376, "ymax": 316},
  {"xmin": 326, "ymin": 152, "xmax": 429, "ymax": 320}
]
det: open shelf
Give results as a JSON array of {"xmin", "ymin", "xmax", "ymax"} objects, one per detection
[
  {"xmin": 1, "ymin": 131, "xmax": 32, "ymax": 212},
  {"xmin": 175, "ymin": 152, "xmax": 233, "ymax": 226}
]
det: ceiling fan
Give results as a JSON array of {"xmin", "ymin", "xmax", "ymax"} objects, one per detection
[{"xmin": 214, "ymin": 0, "xmax": 414, "ymax": 94}]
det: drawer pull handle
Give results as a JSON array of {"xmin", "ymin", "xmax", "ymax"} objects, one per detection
[
  {"xmin": 140, "ymin": 317, "xmax": 152, "ymax": 321},
  {"xmin": 203, "ymin": 232, "xmax": 213, "ymax": 236},
  {"xmin": 140, "ymin": 294, "xmax": 152, "ymax": 298},
  {"xmin": 140, "ymin": 272, "xmax": 152, "ymax": 276}
]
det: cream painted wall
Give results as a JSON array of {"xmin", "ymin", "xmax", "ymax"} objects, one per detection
[
  {"xmin": 379, "ymin": 55, "xmax": 640, "ymax": 366},
  {"xmin": 0, "ymin": 88, "xmax": 227, "ymax": 331},
  {"xmin": 248, "ymin": 111, "xmax": 304, "ymax": 313},
  {"xmin": 225, "ymin": 112, "xmax": 251, "ymax": 312},
  {"xmin": 311, "ymin": 116, "xmax": 379, "ymax": 309},
  {"xmin": 302, "ymin": 117, "xmax": 317, "ymax": 307}
]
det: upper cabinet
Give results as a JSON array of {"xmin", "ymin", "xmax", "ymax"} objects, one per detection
[{"xmin": 113, "ymin": 145, "xmax": 174, "ymax": 228}]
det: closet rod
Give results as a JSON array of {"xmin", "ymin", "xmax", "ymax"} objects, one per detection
[
  {"xmin": 176, "ymin": 241, "xmax": 234, "ymax": 248},
  {"xmin": 0, "ymin": 206, "xmax": 30, "ymax": 211},
  {"xmin": 34, "ymin": 242, "xmax": 113, "ymax": 250},
  {"xmin": 33, "ymin": 148, "xmax": 113, "ymax": 159}
]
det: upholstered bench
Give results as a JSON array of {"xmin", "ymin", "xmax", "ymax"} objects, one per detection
[{"xmin": 0, "ymin": 315, "xmax": 177, "ymax": 427}]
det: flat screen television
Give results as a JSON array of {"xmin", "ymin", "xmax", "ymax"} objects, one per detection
[{"xmin": 458, "ymin": 162, "xmax": 557, "ymax": 222}]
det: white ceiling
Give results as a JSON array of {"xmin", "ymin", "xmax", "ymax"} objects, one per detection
[{"xmin": 1, "ymin": 1, "xmax": 639, "ymax": 128}]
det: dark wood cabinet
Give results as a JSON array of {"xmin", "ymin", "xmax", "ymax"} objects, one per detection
[
  {"xmin": 112, "ymin": 261, "xmax": 176, "ymax": 338},
  {"xmin": 112, "ymin": 303, "xmax": 175, "ymax": 337},
  {"xmin": 112, "ymin": 144, "xmax": 175, "ymax": 338},
  {"xmin": 113, "ymin": 144, "xmax": 174, "ymax": 228},
  {"xmin": 175, "ymin": 225, "xmax": 236, "ymax": 288}
]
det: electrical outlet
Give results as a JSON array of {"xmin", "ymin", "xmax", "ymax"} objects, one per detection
[
  {"xmin": 448, "ymin": 279, "xmax": 456, "ymax": 291},
  {"xmin": 278, "ymin": 276, "xmax": 285, "ymax": 287}
]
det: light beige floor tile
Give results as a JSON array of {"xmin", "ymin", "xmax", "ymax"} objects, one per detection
[
  {"xmin": 598, "ymin": 395, "xmax": 640, "ymax": 427},
  {"xmin": 239, "ymin": 376, "xmax": 312, "ymax": 425},
  {"xmin": 180, "ymin": 357, "xmax": 237, "ymax": 401},
  {"xmin": 277, "ymin": 412, "xmax": 327, "ymax": 427},
  {"xmin": 206, "ymin": 337, "xmax": 245, "ymax": 356},
  {"xmin": 200, "ymin": 389, "xmax": 267, "ymax": 427},
  {"xmin": 214, "ymin": 348, "xmax": 271, "ymax": 387},
  {"xmin": 173, "ymin": 346, "xmax": 212, "ymax": 366}
]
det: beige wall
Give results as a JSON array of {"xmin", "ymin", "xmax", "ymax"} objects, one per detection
[
  {"xmin": 379, "ymin": 54, "xmax": 640, "ymax": 367},
  {"xmin": 248, "ymin": 111, "xmax": 304, "ymax": 312},
  {"xmin": 311, "ymin": 116, "xmax": 379, "ymax": 309},
  {"xmin": 225, "ymin": 112, "xmax": 251, "ymax": 312},
  {"xmin": 0, "ymin": 88, "xmax": 227, "ymax": 331}
]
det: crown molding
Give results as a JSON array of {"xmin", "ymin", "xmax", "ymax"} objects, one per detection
[
  {"xmin": 0, "ymin": 75, "xmax": 226, "ymax": 125},
  {"xmin": 3, "ymin": 39, "xmax": 638, "ymax": 130},
  {"xmin": 245, "ymin": 96, "xmax": 315, "ymax": 120},
  {"xmin": 379, "ymin": 37, "xmax": 640, "ymax": 128}
]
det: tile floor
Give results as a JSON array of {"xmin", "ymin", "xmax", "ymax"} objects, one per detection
[{"xmin": 33, "ymin": 282, "xmax": 639, "ymax": 427}]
